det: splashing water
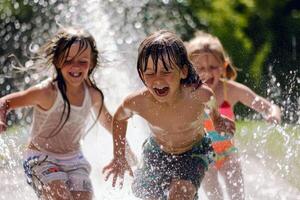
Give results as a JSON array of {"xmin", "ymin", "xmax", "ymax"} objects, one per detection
[{"xmin": 0, "ymin": 0, "xmax": 300, "ymax": 200}]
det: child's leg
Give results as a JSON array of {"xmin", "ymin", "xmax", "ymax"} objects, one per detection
[
  {"xmin": 220, "ymin": 154, "xmax": 244, "ymax": 200},
  {"xmin": 168, "ymin": 179, "xmax": 197, "ymax": 200},
  {"xmin": 23, "ymin": 150, "xmax": 92, "ymax": 200},
  {"xmin": 41, "ymin": 180, "xmax": 73, "ymax": 200},
  {"xmin": 65, "ymin": 155, "xmax": 93, "ymax": 200},
  {"xmin": 202, "ymin": 166, "xmax": 223, "ymax": 200},
  {"xmin": 71, "ymin": 191, "xmax": 92, "ymax": 200}
]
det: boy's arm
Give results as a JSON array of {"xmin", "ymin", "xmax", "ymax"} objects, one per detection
[
  {"xmin": 234, "ymin": 83, "xmax": 281, "ymax": 124},
  {"xmin": 103, "ymin": 97, "xmax": 135, "ymax": 187}
]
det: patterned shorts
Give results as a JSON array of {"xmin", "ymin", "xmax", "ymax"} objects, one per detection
[{"xmin": 23, "ymin": 150, "xmax": 92, "ymax": 197}]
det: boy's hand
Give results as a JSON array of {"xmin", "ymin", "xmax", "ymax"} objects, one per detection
[
  {"xmin": 103, "ymin": 157, "xmax": 133, "ymax": 188},
  {"xmin": 214, "ymin": 114, "xmax": 235, "ymax": 136}
]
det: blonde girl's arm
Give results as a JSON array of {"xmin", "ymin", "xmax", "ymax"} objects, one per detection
[
  {"xmin": 200, "ymin": 85, "xmax": 235, "ymax": 135},
  {"xmin": 233, "ymin": 82, "xmax": 281, "ymax": 124},
  {"xmin": 0, "ymin": 84, "xmax": 54, "ymax": 132}
]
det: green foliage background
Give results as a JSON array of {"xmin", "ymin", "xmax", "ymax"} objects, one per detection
[
  {"xmin": 0, "ymin": 0, "xmax": 299, "ymax": 122},
  {"xmin": 141, "ymin": 0, "xmax": 300, "ymax": 122}
]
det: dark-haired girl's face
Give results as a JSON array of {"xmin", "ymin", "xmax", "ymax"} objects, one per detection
[
  {"xmin": 142, "ymin": 57, "xmax": 187, "ymax": 103},
  {"xmin": 190, "ymin": 52, "xmax": 224, "ymax": 90},
  {"xmin": 59, "ymin": 42, "xmax": 92, "ymax": 89}
]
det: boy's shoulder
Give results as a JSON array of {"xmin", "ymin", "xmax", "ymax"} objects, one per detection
[
  {"xmin": 122, "ymin": 87, "xmax": 151, "ymax": 108},
  {"xmin": 189, "ymin": 83, "xmax": 214, "ymax": 103}
]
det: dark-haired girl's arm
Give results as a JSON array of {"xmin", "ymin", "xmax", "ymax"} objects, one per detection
[
  {"xmin": 91, "ymin": 89, "xmax": 137, "ymax": 167},
  {"xmin": 0, "ymin": 84, "xmax": 56, "ymax": 133}
]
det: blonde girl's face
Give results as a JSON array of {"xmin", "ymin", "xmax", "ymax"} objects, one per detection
[
  {"xmin": 59, "ymin": 42, "xmax": 92, "ymax": 88},
  {"xmin": 190, "ymin": 52, "xmax": 224, "ymax": 90},
  {"xmin": 142, "ymin": 57, "xmax": 187, "ymax": 103}
]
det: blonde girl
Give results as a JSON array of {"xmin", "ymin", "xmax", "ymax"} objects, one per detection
[{"xmin": 187, "ymin": 31, "xmax": 281, "ymax": 200}]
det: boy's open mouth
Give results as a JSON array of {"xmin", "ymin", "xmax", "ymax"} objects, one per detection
[
  {"xmin": 69, "ymin": 72, "xmax": 82, "ymax": 78},
  {"xmin": 153, "ymin": 86, "xmax": 170, "ymax": 97}
]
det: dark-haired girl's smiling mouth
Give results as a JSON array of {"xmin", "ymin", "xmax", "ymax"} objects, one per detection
[
  {"xmin": 153, "ymin": 86, "xmax": 170, "ymax": 97},
  {"xmin": 69, "ymin": 72, "xmax": 82, "ymax": 78}
]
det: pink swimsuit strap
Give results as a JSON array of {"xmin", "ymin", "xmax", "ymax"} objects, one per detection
[{"xmin": 219, "ymin": 79, "xmax": 235, "ymax": 120}]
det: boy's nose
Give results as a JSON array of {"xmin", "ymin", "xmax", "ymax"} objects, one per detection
[{"xmin": 199, "ymin": 72, "xmax": 209, "ymax": 80}]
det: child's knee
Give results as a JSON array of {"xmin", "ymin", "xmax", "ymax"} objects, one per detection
[
  {"xmin": 168, "ymin": 180, "xmax": 196, "ymax": 200},
  {"xmin": 42, "ymin": 180, "xmax": 72, "ymax": 200}
]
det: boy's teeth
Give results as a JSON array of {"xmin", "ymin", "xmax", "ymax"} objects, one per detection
[{"xmin": 155, "ymin": 86, "xmax": 166, "ymax": 89}]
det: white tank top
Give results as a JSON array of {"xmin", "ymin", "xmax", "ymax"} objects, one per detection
[{"xmin": 30, "ymin": 79, "xmax": 93, "ymax": 156}]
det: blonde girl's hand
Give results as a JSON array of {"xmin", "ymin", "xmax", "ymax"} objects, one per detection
[
  {"xmin": 102, "ymin": 157, "xmax": 133, "ymax": 188},
  {"xmin": 0, "ymin": 121, "xmax": 7, "ymax": 133},
  {"xmin": 214, "ymin": 115, "xmax": 235, "ymax": 136},
  {"xmin": 265, "ymin": 114, "xmax": 281, "ymax": 124},
  {"xmin": 0, "ymin": 100, "xmax": 8, "ymax": 133}
]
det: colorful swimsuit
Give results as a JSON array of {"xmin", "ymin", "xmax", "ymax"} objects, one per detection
[{"xmin": 204, "ymin": 81, "xmax": 237, "ymax": 169}]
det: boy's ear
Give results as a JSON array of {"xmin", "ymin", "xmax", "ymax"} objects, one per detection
[{"xmin": 181, "ymin": 65, "xmax": 188, "ymax": 79}]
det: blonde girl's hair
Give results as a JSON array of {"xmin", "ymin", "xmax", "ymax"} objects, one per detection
[{"xmin": 186, "ymin": 31, "xmax": 237, "ymax": 80}]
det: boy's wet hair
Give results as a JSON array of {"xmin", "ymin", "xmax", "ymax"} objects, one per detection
[
  {"xmin": 137, "ymin": 30, "xmax": 201, "ymax": 87},
  {"xmin": 40, "ymin": 27, "xmax": 103, "ymax": 137},
  {"xmin": 186, "ymin": 31, "xmax": 238, "ymax": 80}
]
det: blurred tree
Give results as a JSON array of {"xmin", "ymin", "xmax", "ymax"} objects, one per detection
[
  {"xmin": 138, "ymin": 0, "xmax": 299, "ymax": 122},
  {"xmin": 0, "ymin": 0, "xmax": 68, "ymax": 125}
]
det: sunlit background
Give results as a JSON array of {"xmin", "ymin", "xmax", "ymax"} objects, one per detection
[{"xmin": 0, "ymin": 0, "xmax": 299, "ymax": 199}]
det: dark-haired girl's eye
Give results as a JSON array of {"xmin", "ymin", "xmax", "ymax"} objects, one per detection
[
  {"xmin": 79, "ymin": 60, "xmax": 89, "ymax": 68},
  {"xmin": 144, "ymin": 73, "xmax": 155, "ymax": 76},
  {"xmin": 79, "ymin": 60, "xmax": 88, "ymax": 64},
  {"xmin": 64, "ymin": 60, "xmax": 72, "ymax": 65}
]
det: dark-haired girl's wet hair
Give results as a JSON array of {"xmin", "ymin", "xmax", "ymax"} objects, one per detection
[
  {"xmin": 137, "ymin": 30, "xmax": 201, "ymax": 87},
  {"xmin": 41, "ymin": 27, "xmax": 103, "ymax": 137},
  {"xmin": 186, "ymin": 31, "xmax": 238, "ymax": 80}
]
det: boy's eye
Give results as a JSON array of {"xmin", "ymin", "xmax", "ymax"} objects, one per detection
[
  {"xmin": 210, "ymin": 66, "xmax": 219, "ymax": 70},
  {"xmin": 162, "ymin": 71, "xmax": 171, "ymax": 75}
]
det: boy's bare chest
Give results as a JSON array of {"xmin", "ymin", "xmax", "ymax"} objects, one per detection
[{"xmin": 141, "ymin": 103, "xmax": 204, "ymax": 131}]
